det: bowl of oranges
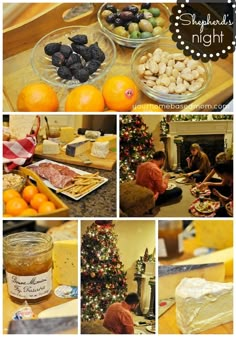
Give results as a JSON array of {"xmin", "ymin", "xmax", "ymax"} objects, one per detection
[{"xmin": 31, "ymin": 26, "xmax": 116, "ymax": 89}]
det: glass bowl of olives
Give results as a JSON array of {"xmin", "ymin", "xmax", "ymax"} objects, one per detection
[
  {"xmin": 97, "ymin": 3, "xmax": 171, "ymax": 48},
  {"xmin": 131, "ymin": 38, "xmax": 212, "ymax": 105},
  {"xmin": 31, "ymin": 26, "xmax": 116, "ymax": 88}
]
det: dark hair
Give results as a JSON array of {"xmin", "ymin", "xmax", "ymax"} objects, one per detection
[
  {"xmin": 214, "ymin": 160, "xmax": 233, "ymax": 175},
  {"xmin": 153, "ymin": 151, "xmax": 166, "ymax": 161},
  {"xmin": 125, "ymin": 293, "xmax": 139, "ymax": 305}
]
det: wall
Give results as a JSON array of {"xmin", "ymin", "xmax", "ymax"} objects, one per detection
[
  {"xmin": 142, "ymin": 115, "xmax": 165, "ymax": 152},
  {"xmin": 81, "ymin": 220, "xmax": 156, "ymax": 292}
]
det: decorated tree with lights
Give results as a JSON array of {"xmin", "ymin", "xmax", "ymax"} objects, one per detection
[
  {"xmin": 81, "ymin": 221, "xmax": 127, "ymax": 321},
  {"xmin": 120, "ymin": 115, "xmax": 155, "ymax": 182}
]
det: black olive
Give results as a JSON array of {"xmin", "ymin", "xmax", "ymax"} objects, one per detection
[
  {"xmin": 86, "ymin": 59, "xmax": 101, "ymax": 75},
  {"xmin": 68, "ymin": 34, "xmax": 88, "ymax": 45},
  {"xmin": 66, "ymin": 53, "xmax": 81, "ymax": 67},
  {"xmin": 141, "ymin": 3, "xmax": 151, "ymax": 10},
  {"xmin": 52, "ymin": 52, "xmax": 65, "ymax": 67},
  {"xmin": 69, "ymin": 62, "xmax": 84, "ymax": 75},
  {"xmin": 120, "ymin": 11, "xmax": 134, "ymax": 22},
  {"xmin": 57, "ymin": 66, "xmax": 72, "ymax": 80},
  {"xmin": 122, "ymin": 5, "xmax": 139, "ymax": 15},
  {"xmin": 105, "ymin": 13, "xmax": 118, "ymax": 24},
  {"xmin": 44, "ymin": 42, "xmax": 61, "ymax": 56},
  {"xmin": 133, "ymin": 12, "xmax": 145, "ymax": 23},
  {"xmin": 74, "ymin": 68, "xmax": 90, "ymax": 82},
  {"xmin": 114, "ymin": 17, "xmax": 124, "ymax": 27},
  {"xmin": 104, "ymin": 4, "xmax": 117, "ymax": 13},
  {"xmin": 60, "ymin": 45, "xmax": 72, "ymax": 58}
]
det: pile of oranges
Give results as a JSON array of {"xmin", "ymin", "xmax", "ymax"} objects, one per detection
[{"xmin": 3, "ymin": 185, "xmax": 57, "ymax": 217}]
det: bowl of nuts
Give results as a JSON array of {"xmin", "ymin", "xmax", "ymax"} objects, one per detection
[
  {"xmin": 31, "ymin": 26, "xmax": 116, "ymax": 88},
  {"xmin": 97, "ymin": 3, "xmax": 171, "ymax": 48},
  {"xmin": 131, "ymin": 38, "xmax": 212, "ymax": 104},
  {"xmin": 3, "ymin": 170, "xmax": 27, "ymax": 192}
]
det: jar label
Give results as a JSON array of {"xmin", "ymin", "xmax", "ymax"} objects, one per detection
[
  {"xmin": 158, "ymin": 238, "xmax": 167, "ymax": 257},
  {"xmin": 6, "ymin": 269, "xmax": 52, "ymax": 299}
]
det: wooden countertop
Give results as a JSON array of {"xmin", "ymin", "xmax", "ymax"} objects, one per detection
[{"xmin": 158, "ymin": 237, "xmax": 233, "ymax": 334}]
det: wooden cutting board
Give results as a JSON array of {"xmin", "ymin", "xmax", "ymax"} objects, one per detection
[{"xmin": 34, "ymin": 144, "xmax": 116, "ymax": 171}]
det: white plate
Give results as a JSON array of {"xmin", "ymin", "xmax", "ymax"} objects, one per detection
[
  {"xmin": 27, "ymin": 159, "xmax": 108, "ymax": 201},
  {"xmin": 134, "ymin": 329, "xmax": 146, "ymax": 335},
  {"xmin": 194, "ymin": 201, "xmax": 215, "ymax": 214},
  {"xmin": 146, "ymin": 325, "xmax": 156, "ymax": 333},
  {"xmin": 176, "ymin": 177, "xmax": 188, "ymax": 184},
  {"xmin": 166, "ymin": 182, "xmax": 176, "ymax": 190}
]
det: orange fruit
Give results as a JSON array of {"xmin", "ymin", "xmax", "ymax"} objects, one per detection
[
  {"xmin": 102, "ymin": 75, "xmax": 138, "ymax": 111},
  {"xmin": 38, "ymin": 201, "xmax": 56, "ymax": 214},
  {"xmin": 19, "ymin": 208, "xmax": 38, "ymax": 216},
  {"xmin": 131, "ymin": 103, "xmax": 164, "ymax": 112},
  {"xmin": 3, "ymin": 214, "xmax": 12, "ymax": 217},
  {"xmin": 30, "ymin": 193, "xmax": 48, "ymax": 210},
  {"xmin": 17, "ymin": 82, "xmax": 59, "ymax": 112},
  {"xmin": 3, "ymin": 189, "xmax": 21, "ymax": 203},
  {"xmin": 5, "ymin": 197, "xmax": 28, "ymax": 216},
  {"xmin": 65, "ymin": 85, "xmax": 105, "ymax": 112},
  {"xmin": 22, "ymin": 185, "xmax": 39, "ymax": 203}
]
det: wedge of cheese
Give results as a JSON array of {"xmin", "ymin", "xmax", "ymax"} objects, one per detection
[
  {"xmin": 60, "ymin": 127, "xmax": 75, "ymax": 144},
  {"xmin": 66, "ymin": 141, "xmax": 90, "ymax": 157},
  {"xmin": 95, "ymin": 135, "xmax": 116, "ymax": 150},
  {"xmin": 53, "ymin": 240, "xmax": 78, "ymax": 286},
  {"xmin": 43, "ymin": 140, "xmax": 60, "ymax": 155},
  {"xmin": 91, "ymin": 141, "xmax": 109, "ymax": 158},
  {"xmin": 174, "ymin": 247, "xmax": 233, "ymax": 277},
  {"xmin": 159, "ymin": 263, "xmax": 225, "ymax": 300},
  {"xmin": 176, "ymin": 278, "xmax": 233, "ymax": 334},
  {"xmin": 38, "ymin": 299, "xmax": 78, "ymax": 318}
]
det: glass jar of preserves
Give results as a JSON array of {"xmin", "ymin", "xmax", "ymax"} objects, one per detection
[
  {"xmin": 158, "ymin": 220, "xmax": 184, "ymax": 259},
  {"xmin": 46, "ymin": 126, "xmax": 61, "ymax": 143},
  {"xmin": 3, "ymin": 232, "xmax": 53, "ymax": 304}
]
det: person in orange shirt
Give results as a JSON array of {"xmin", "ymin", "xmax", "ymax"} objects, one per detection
[
  {"xmin": 103, "ymin": 293, "xmax": 139, "ymax": 334},
  {"xmin": 136, "ymin": 151, "xmax": 182, "ymax": 205}
]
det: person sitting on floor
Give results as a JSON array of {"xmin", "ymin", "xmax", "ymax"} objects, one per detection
[
  {"xmin": 136, "ymin": 151, "xmax": 182, "ymax": 205},
  {"xmin": 198, "ymin": 152, "xmax": 231, "ymax": 196},
  {"xmin": 103, "ymin": 293, "xmax": 139, "ymax": 334},
  {"xmin": 184, "ymin": 143, "xmax": 211, "ymax": 182}
]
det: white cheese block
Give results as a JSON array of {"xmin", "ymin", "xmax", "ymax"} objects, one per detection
[
  {"xmin": 66, "ymin": 141, "xmax": 90, "ymax": 157},
  {"xmin": 42, "ymin": 139, "xmax": 60, "ymax": 154},
  {"xmin": 38, "ymin": 299, "xmax": 78, "ymax": 318},
  {"xmin": 174, "ymin": 247, "xmax": 233, "ymax": 276},
  {"xmin": 176, "ymin": 278, "xmax": 233, "ymax": 334},
  {"xmin": 159, "ymin": 263, "xmax": 225, "ymax": 300},
  {"xmin": 91, "ymin": 141, "xmax": 109, "ymax": 158},
  {"xmin": 53, "ymin": 240, "xmax": 78, "ymax": 286},
  {"xmin": 96, "ymin": 135, "xmax": 116, "ymax": 149}
]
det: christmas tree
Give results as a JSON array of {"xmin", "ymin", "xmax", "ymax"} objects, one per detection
[
  {"xmin": 120, "ymin": 115, "xmax": 155, "ymax": 182},
  {"xmin": 81, "ymin": 221, "xmax": 127, "ymax": 321}
]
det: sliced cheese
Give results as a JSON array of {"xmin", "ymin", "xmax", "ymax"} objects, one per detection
[
  {"xmin": 193, "ymin": 220, "xmax": 233, "ymax": 249},
  {"xmin": 175, "ymin": 278, "xmax": 233, "ymax": 334},
  {"xmin": 38, "ymin": 299, "xmax": 78, "ymax": 318},
  {"xmin": 159, "ymin": 263, "xmax": 225, "ymax": 300},
  {"xmin": 66, "ymin": 141, "xmax": 90, "ymax": 157},
  {"xmin": 53, "ymin": 240, "xmax": 78, "ymax": 286},
  {"xmin": 60, "ymin": 127, "xmax": 75, "ymax": 144},
  {"xmin": 96, "ymin": 135, "xmax": 116, "ymax": 150},
  {"xmin": 91, "ymin": 141, "xmax": 109, "ymax": 158},
  {"xmin": 174, "ymin": 247, "xmax": 233, "ymax": 277},
  {"xmin": 42, "ymin": 139, "xmax": 60, "ymax": 155}
]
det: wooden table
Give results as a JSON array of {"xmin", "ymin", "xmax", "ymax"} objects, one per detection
[
  {"xmin": 3, "ymin": 3, "xmax": 233, "ymax": 112},
  {"xmin": 158, "ymin": 237, "xmax": 233, "ymax": 334},
  {"xmin": 3, "ymin": 282, "xmax": 77, "ymax": 334}
]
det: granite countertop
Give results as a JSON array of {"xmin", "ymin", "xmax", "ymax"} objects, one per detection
[{"xmin": 59, "ymin": 165, "xmax": 117, "ymax": 217}]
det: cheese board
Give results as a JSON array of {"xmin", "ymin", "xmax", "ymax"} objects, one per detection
[
  {"xmin": 34, "ymin": 143, "xmax": 116, "ymax": 171},
  {"xmin": 3, "ymin": 3, "xmax": 233, "ymax": 112}
]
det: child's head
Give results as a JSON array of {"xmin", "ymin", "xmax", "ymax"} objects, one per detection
[{"xmin": 215, "ymin": 152, "xmax": 227, "ymax": 163}]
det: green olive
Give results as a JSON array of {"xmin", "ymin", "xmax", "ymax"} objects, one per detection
[
  {"xmin": 140, "ymin": 31, "xmax": 153, "ymax": 39},
  {"xmin": 128, "ymin": 22, "xmax": 139, "ymax": 33},
  {"xmin": 139, "ymin": 19, "xmax": 153, "ymax": 33},
  {"xmin": 152, "ymin": 26, "xmax": 163, "ymax": 36},
  {"xmin": 155, "ymin": 17, "xmax": 165, "ymax": 27},
  {"xmin": 148, "ymin": 17, "xmax": 157, "ymax": 27},
  {"xmin": 149, "ymin": 8, "xmax": 161, "ymax": 17},
  {"xmin": 113, "ymin": 26, "xmax": 129, "ymax": 38},
  {"xmin": 130, "ymin": 31, "xmax": 141, "ymax": 39}
]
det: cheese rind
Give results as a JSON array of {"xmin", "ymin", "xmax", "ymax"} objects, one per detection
[
  {"xmin": 38, "ymin": 299, "xmax": 78, "ymax": 318},
  {"xmin": 43, "ymin": 140, "xmax": 60, "ymax": 154},
  {"xmin": 174, "ymin": 247, "xmax": 233, "ymax": 276},
  {"xmin": 60, "ymin": 127, "xmax": 75, "ymax": 144},
  {"xmin": 66, "ymin": 141, "xmax": 90, "ymax": 157},
  {"xmin": 159, "ymin": 263, "xmax": 225, "ymax": 300},
  {"xmin": 176, "ymin": 278, "xmax": 233, "ymax": 334},
  {"xmin": 53, "ymin": 240, "xmax": 78, "ymax": 286}
]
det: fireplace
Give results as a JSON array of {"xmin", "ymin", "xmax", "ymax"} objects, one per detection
[{"xmin": 168, "ymin": 119, "xmax": 233, "ymax": 170}]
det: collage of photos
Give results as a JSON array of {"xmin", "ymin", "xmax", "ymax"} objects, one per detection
[{"xmin": 2, "ymin": 1, "xmax": 235, "ymax": 336}]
